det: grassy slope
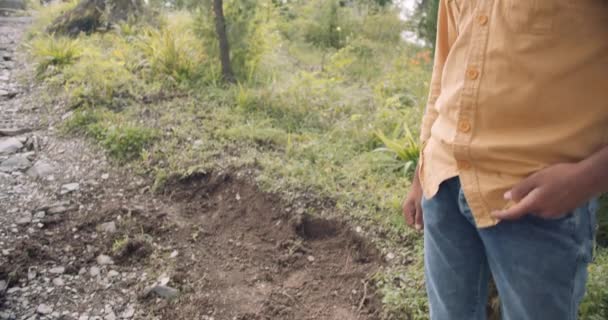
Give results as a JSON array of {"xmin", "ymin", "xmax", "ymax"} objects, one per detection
[{"xmin": 24, "ymin": 2, "xmax": 608, "ymax": 319}]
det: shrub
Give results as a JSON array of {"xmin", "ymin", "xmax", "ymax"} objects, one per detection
[
  {"xmin": 29, "ymin": 35, "xmax": 82, "ymax": 77},
  {"xmin": 374, "ymin": 123, "xmax": 420, "ymax": 177},
  {"xmin": 138, "ymin": 12, "xmax": 211, "ymax": 86}
]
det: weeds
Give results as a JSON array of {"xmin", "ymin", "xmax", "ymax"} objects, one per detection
[
  {"xmin": 374, "ymin": 124, "xmax": 420, "ymax": 178},
  {"xmin": 29, "ymin": 35, "xmax": 82, "ymax": 77}
]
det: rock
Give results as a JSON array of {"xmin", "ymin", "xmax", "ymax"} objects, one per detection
[
  {"xmin": 0, "ymin": 154, "xmax": 31, "ymax": 172},
  {"xmin": 33, "ymin": 211, "xmax": 45, "ymax": 219},
  {"xmin": 89, "ymin": 267, "xmax": 100, "ymax": 277},
  {"xmin": 169, "ymin": 250, "xmax": 178, "ymax": 258},
  {"xmin": 148, "ymin": 285, "xmax": 179, "ymax": 299},
  {"xmin": 0, "ymin": 128, "xmax": 31, "ymax": 137},
  {"xmin": 46, "ymin": 205, "xmax": 73, "ymax": 215},
  {"xmin": 27, "ymin": 268, "xmax": 37, "ymax": 280},
  {"xmin": 107, "ymin": 270, "xmax": 119, "ymax": 278},
  {"xmin": 98, "ymin": 221, "xmax": 116, "ymax": 234},
  {"xmin": 0, "ymin": 137, "xmax": 22, "ymax": 155},
  {"xmin": 79, "ymin": 314, "xmax": 89, "ymax": 320},
  {"xmin": 0, "ymin": 280, "xmax": 7, "ymax": 293},
  {"xmin": 0, "ymin": 310, "xmax": 14, "ymax": 320},
  {"xmin": 26, "ymin": 160, "xmax": 55, "ymax": 178},
  {"xmin": 52, "ymin": 277, "xmax": 64, "ymax": 286},
  {"xmin": 120, "ymin": 305, "xmax": 135, "ymax": 319},
  {"xmin": 36, "ymin": 304, "xmax": 53, "ymax": 315},
  {"xmin": 105, "ymin": 312, "xmax": 116, "ymax": 320},
  {"xmin": 60, "ymin": 183, "xmax": 80, "ymax": 195},
  {"xmin": 386, "ymin": 252, "xmax": 395, "ymax": 261},
  {"xmin": 15, "ymin": 211, "xmax": 32, "ymax": 225},
  {"xmin": 101, "ymin": 173, "xmax": 109, "ymax": 180},
  {"xmin": 49, "ymin": 266, "xmax": 65, "ymax": 274},
  {"xmin": 307, "ymin": 255, "xmax": 315, "ymax": 262},
  {"xmin": 96, "ymin": 255, "xmax": 114, "ymax": 265},
  {"xmin": 0, "ymin": 0, "xmax": 26, "ymax": 11}
]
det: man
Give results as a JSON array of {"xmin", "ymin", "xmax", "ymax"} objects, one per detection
[{"xmin": 402, "ymin": 1, "xmax": 608, "ymax": 319}]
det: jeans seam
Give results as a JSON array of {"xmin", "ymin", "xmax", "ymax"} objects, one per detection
[
  {"xmin": 471, "ymin": 257, "xmax": 486, "ymax": 319},
  {"xmin": 569, "ymin": 256, "xmax": 582, "ymax": 320}
]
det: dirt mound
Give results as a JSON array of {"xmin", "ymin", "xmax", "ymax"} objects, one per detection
[{"xmin": 154, "ymin": 173, "xmax": 383, "ymax": 320}]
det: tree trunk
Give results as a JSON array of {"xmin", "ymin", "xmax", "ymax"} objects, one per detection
[
  {"xmin": 212, "ymin": 0, "xmax": 236, "ymax": 84},
  {"xmin": 47, "ymin": 0, "xmax": 144, "ymax": 37},
  {"xmin": 47, "ymin": 0, "xmax": 106, "ymax": 36}
]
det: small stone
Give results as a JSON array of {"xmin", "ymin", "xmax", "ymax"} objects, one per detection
[
  {"xmin": 105, "ymin": 311, "xmax": 116, "ymax": 320},
  {"xmin": 79, "ymin": 314, "xmax": 89, "ymax": 320},
  {"xmin": 148, "ymin": 285, "xmax": 179, "ymax": 299},
  {"xmin": 60, "ymin": 183, "xmax": 80, "ymax": 195},
  {"xmin": 0, "ymin": 280, "xmax": 7, "ymax": 293},
  {"xmin": 47, "ymin": 205, "xmax": 71, "ymax": 215},
  {"xmin": 36, "ymin": 304, "xmax": 53, "ymax": 315},
  {"xmin": 0, "ymin": 310, "xmax": 14, "ymax": 320},
  {"xmin": 26, "ymin": 161, "xmax": 55, "ymax": 178},
  {"xmin": 27, "ymin": 268, "xmax": 37, "ymax": 280},
  {"xmin": 61, "ymin": 111, "xmax": 74, "ymax": 121},
  {"xmin": 386, "ymin": 252, "xmax": 396, "ymax": 261},
  {"xmin": 307, "ymin": 255, "xmax": 315, "ymax": 262},
  {"xmin": 52, "ymin": 277, "xmax": 64, "ymax": 286},
  {"xmin": 107, "ymin": 270, "xmax": 119, "ymax": 278},
  {"xmin": 169, "ymin": 250, "xmax": 178, "ymax": 258},
  {"xmin": 96, "ymin": 255, "xmax": 114, "ymax": 265},
  {"xmin": 101, "ymin": 173, "xmax": 109, "ymax": 180},
  {"xmin": 49, "ymin": 266, "xmax": 65, "ymax": 274},
  {"xmin": 15, "ymin": 211, "xmax": 32, "ymax": 225},
  {"xmin": 0, "ymin": 154, "xmax": 31, "ymax": 172},
  {"xmin": 120, "ymin": 305, "xmax": 135, "ymax": 319},
  {"xmin": 0, "ymin": 137, "xmax": 23, "ymax": 155},
  {"xmin": 98, "ymin": 221, "xmax": 117, "ymax": 234},
  {"xmin": 33, "ymin": 211, "xmax": 45, "ymax": 219},
  {"xmin": 0, "ymin": 128, "xmax": 31, "ymax": 137},
  {"xmin": 89, "ymin": 267, "xmax": 100, "ymax": 277}
]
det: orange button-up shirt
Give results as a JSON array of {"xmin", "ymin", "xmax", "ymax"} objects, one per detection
[{"xmin": 419, "ymin": 0, "xmax": 608, "ymax": 228}]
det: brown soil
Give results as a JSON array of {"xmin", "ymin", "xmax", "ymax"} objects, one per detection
[
  {"xmin": 1, "ymin": 172, "xmax": 382, "ymax": 320},
  {"xmin": 148, "ymin": 173, "xmax": 383, "ymax": 320}
]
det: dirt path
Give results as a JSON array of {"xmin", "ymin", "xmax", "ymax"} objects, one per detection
[{"xmin": 0, "ymin": 16, "xmax": 383, "ymax": 320}]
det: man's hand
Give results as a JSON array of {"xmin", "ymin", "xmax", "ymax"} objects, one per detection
[
  {"xmin": 403, "ymin": 166, "xmax": 424, "ymax": 231},
  {"xmin": 492, "ymin": 163, "xmax": 593, "ymax": 221}
]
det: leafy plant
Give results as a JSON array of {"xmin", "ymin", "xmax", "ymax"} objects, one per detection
[
  {"xmin": 138, "ymin": 16, "xmax": 209, "ymax": 86},
  {"xmin": 374, "ymin": 123, "xmax": 420, "ymax": 177},
  {"xmin": 29, "ymin": 35, "xmax": 82, "ymax": 77}
]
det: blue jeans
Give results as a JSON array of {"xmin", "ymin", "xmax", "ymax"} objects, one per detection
[{"xmin": 422, "ymin": 177, "xmax": 597, "ymax": 320}]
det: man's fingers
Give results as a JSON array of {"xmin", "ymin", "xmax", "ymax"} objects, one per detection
[
  {"xmin": 414, "ymin": 200, "xmax": 423, "ymax": 231},
  {"xmin": 506, "ymin": 174, "xmax": 539, "ymax": 202},
  {"xmin": 493, "ymin": 189, "xmax": 539, "ymax": 220},
  {"xmin": 402, "ymin": 200, "xmax": 415, "ymax": 226}
]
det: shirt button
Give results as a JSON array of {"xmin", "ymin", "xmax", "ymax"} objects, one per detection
[
  {"xmin": 466, "ymin": 69, "xmax": 479, "ymax": 80},
  {"xmin": 458, "ymin": 120, "xmax": 472, "ymax": 133},
  {"xmin": 477, "ymin": 15, "xmax": 488, "ymax": 26},
  {"xmin": 458, "ymin": 160, "xmax": 472, "ymax": 170}
]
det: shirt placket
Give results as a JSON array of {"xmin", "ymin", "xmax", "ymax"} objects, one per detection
[{"xmin": 452, "ymin": 1, "xmax": 494, "ymax": 227}]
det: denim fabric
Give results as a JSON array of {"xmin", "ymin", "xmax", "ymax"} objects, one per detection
[{"xmin": 422, "ymin": 177, "xmax": 597, "ymax": 320}]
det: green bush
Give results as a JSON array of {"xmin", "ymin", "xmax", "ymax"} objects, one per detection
[
  {"xmin": 29, "ymin": 35, "xmax": 82, "ymax": 77},
  {"xmin": 580, "ymin": 248, "xmax": 608, "ymax": 320},
  {"xmin": 138, "ymin": 12, "xmax": 212, "ymax": 86}
]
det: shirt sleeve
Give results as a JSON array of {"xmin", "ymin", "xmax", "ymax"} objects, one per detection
[{"xmin": 420, "ymin": 0, "xmax": 454, "ymax": 145}]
